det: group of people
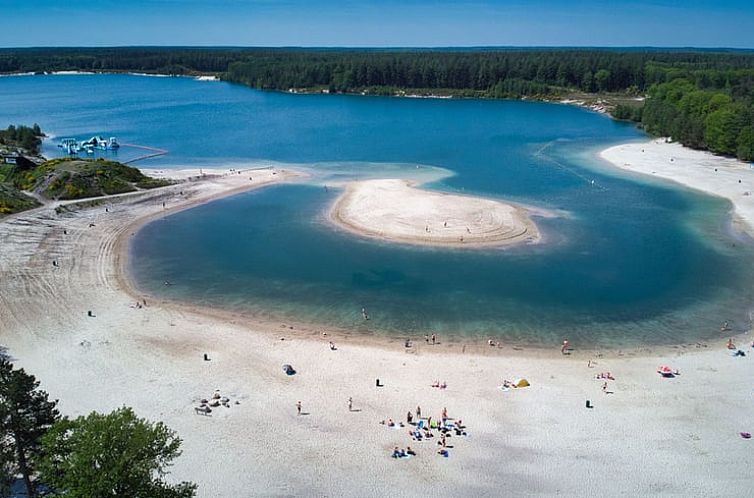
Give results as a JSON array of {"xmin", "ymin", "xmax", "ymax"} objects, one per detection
[
  {"xmin": 391, "ymin": 446, "xmax": 416, "ymax": 458},
  {"xmin": 424, "ymin": 333, "xmax": 438, "ymax": 345},
  {"xmin": 387, "ymin": 405, "xmax": 468, "ymax": 459}
]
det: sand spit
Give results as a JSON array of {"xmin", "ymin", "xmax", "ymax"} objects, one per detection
[
  {"xmin": 1, "ymin": 162, "xmax": 753, "ymax": 497},
  {"xmin": 330, "ymin": 179, "xmax": 540, "ymax": 248},
  {"xmin": 601, "ymin": 139, "xmax": 754, "ymax": 237}
]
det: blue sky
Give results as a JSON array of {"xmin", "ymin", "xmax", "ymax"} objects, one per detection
[{"xmin": 1, "ymin": 1, "xmax": 752, "ymax": 48}]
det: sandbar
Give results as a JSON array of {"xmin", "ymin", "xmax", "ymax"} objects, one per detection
[{"xmin": 330, "ymin": 179, "xmax": 539, "ymax": 247}]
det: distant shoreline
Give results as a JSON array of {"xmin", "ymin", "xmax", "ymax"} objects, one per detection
[
  {"xmin": 0, "ymin": 70, "xmax": 221, "ymax": 81},
  {"xmin": 0, "ymin": 69, "xmax": 624, "ymax": 115}
]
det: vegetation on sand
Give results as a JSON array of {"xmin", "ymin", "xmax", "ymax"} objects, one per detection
[
  {"xmin": 1, "ymin": 359, "xmax": 195, "ymax": 497},
  {"xmin": 0, "ymin": 358, "xmax": 60, "ymax": 498},
  {"xmin": 0, "ymin": 156, "xmax": 172, "ymax": 212}
]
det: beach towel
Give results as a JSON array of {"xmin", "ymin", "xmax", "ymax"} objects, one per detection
[{"xmin": 417, "ymin": 420, "xmax": 424, "ymax": 429}]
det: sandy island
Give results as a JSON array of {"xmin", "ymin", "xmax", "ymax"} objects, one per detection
[
  {"xmin": 330, "ymin": 179, "xmax": 539, "ymax": 247},
  {"xmin": 1, "ymin": 158, "xmax": 753, "ymax": 497}
]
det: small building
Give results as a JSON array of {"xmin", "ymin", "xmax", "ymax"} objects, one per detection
[{"xmin": 2, "ymin": 154, "xmax": 35, "ymax": 170}]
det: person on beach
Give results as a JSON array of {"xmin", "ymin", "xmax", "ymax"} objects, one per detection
[
  {"xmin": 561, "ymin": 339, "xmax": 569, "ymax": 354},
  {"xmin": 406, "ymin": 446, "xmax": 416, "ymax": 456},
  {"xmin": 407, "ymin": 411, "xmax": 413, "ymax": 424},
  {"xmin": 348, "ymin": 397, "xmax": 353, "ymax": 411},
  {"xmin": 416, "ymin": 406, "xmax": 421, "ymax": 419},
  {"xmin": 424, "ymin": 334, "xmax": 429, "ymax": 343},
  {"xmin": 727, "ymin": 338, "xmax": 736, "ymax": 350},
  {"xmin": 441, "ymin": 407, "xmax": 447, "ymax": 420},
  {"xmin": 602, "ymin": 381, "xmax": 608, "ymax": 393},
  {"xmin": 431, "ymin": 334, "xmax": 436, "ymax": 345},
  {"xmin": 329, "ymin": 341, "xmax": 336, "ymax": 350},
  {"xmin": 296, "ymin": 401, "xmax": 302, "ymax": 415}
]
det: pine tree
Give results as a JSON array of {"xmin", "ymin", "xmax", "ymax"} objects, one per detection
[{"xmin": 0, "ymin": 359, "xmax": 60, "ymax": 498}]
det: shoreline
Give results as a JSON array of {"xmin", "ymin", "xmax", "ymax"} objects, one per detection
[
  {"xmin": 328, "ymin": 179, "xmax": 540, "ymax": 249},
  {"xmin": 1, "ymin": 152, "xmax": 754, "ymax": 496},
  {"xmin": 0, "ymin": 70, "xmax": 626, "ymax": 117},
  {"xmin": 600, "ymin": 139, "xmax": 754, "ymax": 238}
]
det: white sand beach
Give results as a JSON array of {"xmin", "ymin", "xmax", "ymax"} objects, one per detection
[
  {"xmin": 330, "ymin": 179, "xmax": 539, "ymax": 247},
  {"xmin": 601, "ymin": 139, "xmax": 754, "ymax": 237},
  {"xmin": 1, "ymin": 160, "xmax": 753, "ymax": 496}
]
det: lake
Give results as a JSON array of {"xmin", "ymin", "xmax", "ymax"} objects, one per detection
[{"xmin": 3, "ymin": 73, "xmax": 752, "ymax": 347}]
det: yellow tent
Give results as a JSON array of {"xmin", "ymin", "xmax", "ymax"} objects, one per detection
[{"xmin": 513, "ymin": 378, "xmax": 530, "ymax": 388}]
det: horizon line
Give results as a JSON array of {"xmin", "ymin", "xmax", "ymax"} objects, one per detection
[{"xmin": 2, "ymin": 45, "xmax": 753, "ymax": 52}]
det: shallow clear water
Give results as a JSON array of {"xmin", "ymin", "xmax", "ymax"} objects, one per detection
[{"xmin": 3, "ymin": 74, "xmax": 753, "ymax": 347}]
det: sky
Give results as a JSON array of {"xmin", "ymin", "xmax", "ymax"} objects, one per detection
[{"xmin": 0, "ymin": 0, "xmax": 752, "ymax": 48}]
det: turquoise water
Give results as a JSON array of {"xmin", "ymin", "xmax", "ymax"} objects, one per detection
[{"xmin": 3, "ymin": 74, "xmax": 753, "ymax": 347}]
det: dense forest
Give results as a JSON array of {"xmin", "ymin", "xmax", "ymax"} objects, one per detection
[{"xmin": 1, "ymin": 48, "xmax": 753, "ymax": 160}]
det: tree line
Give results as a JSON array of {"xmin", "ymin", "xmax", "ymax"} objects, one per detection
[
  {"xmin": 1, "ymin": 48, "xmax": 753, "ymax": 160},
  {"xmin": 0, "ymin": 125, "xmax": 43, "ymax": 155},
  {"xmin": 1, "ymin": 358, "xmax": 196, "ymax": 497}
]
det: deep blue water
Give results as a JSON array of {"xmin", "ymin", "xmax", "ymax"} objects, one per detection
[{"xmin": 2, "ymin": 74, "xmax": 752, "ymax": 347}]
